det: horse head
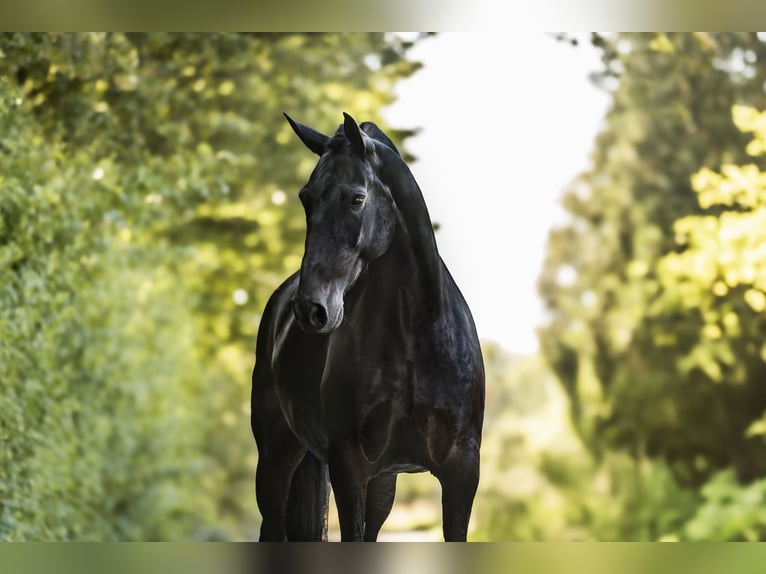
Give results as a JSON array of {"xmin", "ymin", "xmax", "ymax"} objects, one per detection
[{"xmin": 285, "ymin": 112, "xmax": 398, "ymax": 334}]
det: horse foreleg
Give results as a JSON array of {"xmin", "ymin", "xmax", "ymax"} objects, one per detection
[
  {"xmin": 255, "ymin": 447, "xmax": 304, "ymax": 541},
  {"xmin": 252, "ymin": 407, "xmax": 306, "ymax": 543},
  {"xmin": 364, "ymin": 473, "xmax": 397, "ymax": 541},
  {"xmin": 435, "ymin": 445, "xmax": 480, "ymax": 542},
  {"xmin": 285, "ymin": 453, "xmax": 330, "ymax": 541},
  {"xmin": 328, "ymin": 444, "xmax": 371, "ymax": 542}
]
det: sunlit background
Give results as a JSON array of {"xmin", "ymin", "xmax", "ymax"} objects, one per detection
[
  {"xmin": 383, "ymin": 32, "xmax": 610, "ymax": 354},
  {"xmin": 4, "ymin": 33, "xmax": 766, "ymax": 542}
]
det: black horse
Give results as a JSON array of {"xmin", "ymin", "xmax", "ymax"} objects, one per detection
[{"xmin": 251, "ymin": 113, "xmax": 485, "ymax": 542}]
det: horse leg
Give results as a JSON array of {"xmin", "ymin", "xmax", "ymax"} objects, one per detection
[
  {"xmin": 254, "ymin": 438, "xmax": 305, "ymax": 541},
  {"xmin": 328, "ymin": 444, "xmax": 371, "ymax": 541},
  {"xmin": 285, "ymin": 452, "xmax": 330, "ymax": 541},
  {"xmin": 363, "ymin": 473, "xmax": 397, "ymax": 541},
  {"xmin": 252, "ymin": 384, "xmax": 305, "ymax": 541},
  {"xmin": 435, "ymin": 445, "xmax": 480, "ymax": 542}
]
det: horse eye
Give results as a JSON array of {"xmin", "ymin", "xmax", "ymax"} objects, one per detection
[{"xmin": 350, "ymin": 194, "xmax": 366, "ymax": 208}]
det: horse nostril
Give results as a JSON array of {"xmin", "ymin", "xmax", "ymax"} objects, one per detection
[
  {"xmin": 309, "ymin": 303, "xmax": 328, "ymax": 329},
  {"xmin": 292, "ymin": 294, "xmax": 330, "ymax": 332}
]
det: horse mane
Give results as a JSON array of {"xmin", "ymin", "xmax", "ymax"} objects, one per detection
[
  {"xmin": 327, "ymin": 121, "xmax": 401, "ymax": 157},
  {"xmin": 360, "ymin": 122, "xmax": 401, "ymax": 156}
]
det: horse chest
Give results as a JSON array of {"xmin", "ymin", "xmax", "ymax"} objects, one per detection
[{"xmin": 320, "ymin": 355, "xmax": 455, "ymax": 468}]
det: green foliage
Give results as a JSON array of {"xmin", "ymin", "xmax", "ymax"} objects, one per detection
[
  {"xmin": 682, "ymin": 470, "xmax": 766, "ymax": 541},
  {"xmin": 539, "ymin": 33, "xmax": 766, "ymax": 486},
  {"xmin": 519, "ymin": 33, "xmax": 766, "ymax": 542},
  {"xmin": 651, "ymin": 105, "xmax": 766, "ymax": 540},
  {"xmin": 473, "ymin": 344, "xmax": 699, "ymax": 541},
  {"xmin": 657, "ymin": 104, "xmax": 766, "ymax": 383},
  {"xmin": 473, "ymin": 345, "xmax": 587, "ymax": 540},
  {"xmin": 0, "ymin": 33, "xmax": 423, "ymax": 540}
]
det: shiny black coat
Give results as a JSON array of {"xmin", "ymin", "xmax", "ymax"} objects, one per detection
[{"xmin": 251, "ymin": 114, "xmax": 484, "ymax": 541}]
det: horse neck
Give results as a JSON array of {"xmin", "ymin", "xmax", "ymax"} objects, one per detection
[{"xmin": 376, "ymin": 145, "xmax": 444, "ymax": 318}]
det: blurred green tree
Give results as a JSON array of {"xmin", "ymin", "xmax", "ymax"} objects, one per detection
[
  {"xmin": 0, "ymin": 32, "xmax": 424, "ymax": 540},
  {"xmin": 539, "ymin": 33, "xmax": 766, "ymax": 488},
  {"xmin": 653, "ymin": 105, "xmax": 766, "ymax": 540}
]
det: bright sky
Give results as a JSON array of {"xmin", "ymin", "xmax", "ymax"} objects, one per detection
[{"xmin": 382, "ymin": 32, "xmax": 611, "ymax": 355}]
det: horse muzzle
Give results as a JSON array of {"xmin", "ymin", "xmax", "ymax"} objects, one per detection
[{"xmin": 292, "ymin": 293, "xmax": 343, "ymax": 334}]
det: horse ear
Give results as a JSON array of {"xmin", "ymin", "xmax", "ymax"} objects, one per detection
[
  {"xmin": 343, "ymin": 112, "xmax": 370, "ymax": 157},
  {"xmin": 284, "ymin": 113, "xmax": 329, "ymax": 156}
]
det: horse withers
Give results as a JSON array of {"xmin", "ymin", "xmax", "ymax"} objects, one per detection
[{"xmin": 251, "ymin": 113, "xmax": 485, "ymax": 541}]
